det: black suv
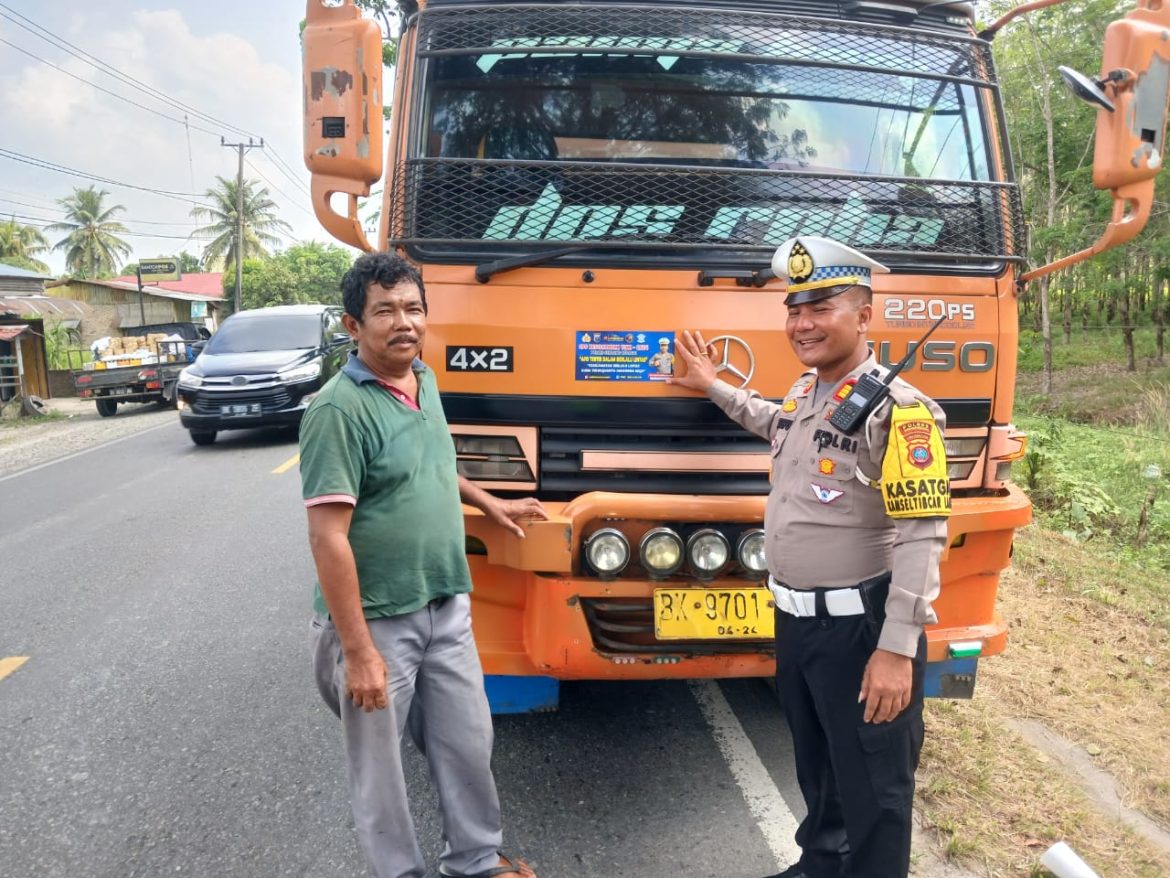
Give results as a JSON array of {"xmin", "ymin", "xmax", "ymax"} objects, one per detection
[{"xmin": 177, "ymin": 304, "xmax": 350, "ymax": 446}]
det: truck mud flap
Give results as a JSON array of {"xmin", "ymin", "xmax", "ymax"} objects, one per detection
[
  {"xmin": 924, "ymin": 657, "xmax": 978, "ymax": 699},
  {"xmin": 484, "ymin": 675, "xmax": 559, "ymax": 714}
]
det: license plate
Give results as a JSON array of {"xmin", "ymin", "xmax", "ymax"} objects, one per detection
[
  {"xmin": 221, "ymin": 403, "xmax": 261, "ymax": 416},
  {"xmin": 111, "ymin": 387, "xmax": 134, "ymax": 396},
  {"xmin": 653, "ymin": 587, "xmax": 775, "ymax": 640}
]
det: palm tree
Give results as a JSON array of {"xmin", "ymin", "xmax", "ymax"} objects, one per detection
[
  {"xmin": 190, "ymin": 177, "xmax": 292, "ymax": 273},
  {"xmin": 0, "ymin": 220, "xmax": 50, "ymax": 273},
  {"xmin": 46, "ymin": 187, "xmax": 132, "ymax": 278}
]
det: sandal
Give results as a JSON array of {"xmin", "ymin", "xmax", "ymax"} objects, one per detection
[{"xmin": 439, "ymin": 852, "xmax": 535, "ymax": 878}]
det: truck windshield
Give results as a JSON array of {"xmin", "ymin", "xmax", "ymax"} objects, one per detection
[
  {"xmin": 205, "ymin": 316, "xmax": 320, "ymax": 354},
  {"xmin": 400, "ymin": 6, "xmax": 1020, "ymax": 266}
]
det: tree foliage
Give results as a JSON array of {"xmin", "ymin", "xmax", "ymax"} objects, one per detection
[
  {"xmin": 235, "ymin": 242, "xmax": 353, "ymax": 311},
  {"xmin": 191, "ymin": 177, "xmax": 293, "ymax": 275},
  {"xmin": 0, "ymin": 220, "xmax": 50, "ymax": 273},
  {"xmin": 991, "ymin": 0, "xmax": 1169, "ymax": 373},
  {"xmin": 46, "ymin": 186, "xmax": 131, "ymax": 279}
]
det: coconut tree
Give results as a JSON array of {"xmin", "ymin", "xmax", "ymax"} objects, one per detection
[
  {"xmin": 46, "ymin": 187, "xmax": 132, "ymax": 278},
  {"xmin": 190, "ymin": 177, "xmax": 292, "ymax": 274},
  {"xmin": 0, "ymin": 220, "xmax": 50, "ymax": 273}
]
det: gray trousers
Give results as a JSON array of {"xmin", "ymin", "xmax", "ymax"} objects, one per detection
[{"xmin": 311, "ymin": 594, "xmax": 503, "ymax": 878}]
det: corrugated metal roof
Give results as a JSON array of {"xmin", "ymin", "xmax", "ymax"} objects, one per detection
[
  {"xmin": 0, "ymin": 262, "xmax": 52, "ymax": 280},
  {"xmin": 111, "ymin": 272, "xmax": 225, "ymax": 298},
  {"xmin": 0, "ymin": 294, "xmax": 87, "ymax": 317},
  {"xmin": 45, "ymin": 276, "xmax": 224, "ymax": 303}
]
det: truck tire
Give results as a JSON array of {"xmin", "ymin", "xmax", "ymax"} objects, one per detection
[
  {"xmin": 95, "ymin": 398, "xmax": 118, "ymax": 418},
  {"xmin": 189, "ymin": 430, "xmax": 217, "ymax": 446}
]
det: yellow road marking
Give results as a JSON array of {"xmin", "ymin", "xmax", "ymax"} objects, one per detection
[
  {"xmin": 272, "ymin": 453, "xmax": 300, "ymax": 475},
  {"xmin": 0, "ymin": 656, "xmax": 29, "ymax": 682}
]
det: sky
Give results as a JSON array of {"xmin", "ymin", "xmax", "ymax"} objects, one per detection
[{"xmin": 0, "ymin": 0, "xmax": 372, "ymax": 277}]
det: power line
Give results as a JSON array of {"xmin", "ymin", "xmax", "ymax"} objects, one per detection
[
  {"xmin": 263, "ymin": 149, "xmax": 312, "ymax": 198},
  {"xmin": 0, "ymin": 147, "xmax": 211, "ymax": 204},
  {"xmin": 0, "ymin": 3, "xmax": 260, "ymax": 141},
  {"xmin": 0, "ymin": 196, "xmax": 198, "ymax": 227},
  {"xmin": 12, "ymin": 214, "xmax": 200, "ymax": 240},
  {"xmin": 244, "ymin": 158, "xmax": 315, "ymax": 218},
  {"xmin": 0, "ymin": 37, "xmax": 223, "ymax": 137}
]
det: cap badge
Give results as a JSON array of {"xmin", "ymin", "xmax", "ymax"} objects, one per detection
[{"xmin": 788, "ymin": 241, "xmax": 814, "ymax": 284}]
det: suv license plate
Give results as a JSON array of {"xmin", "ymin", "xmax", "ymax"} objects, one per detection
[
  {"xmin": 221, "ymin": 403, "xmax": 261, "ymax": 416},
  {"xmin": 653, "ymin": 587, "xmax": 775, "ymax": 640}
]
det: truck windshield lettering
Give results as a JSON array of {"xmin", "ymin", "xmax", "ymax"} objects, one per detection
[{"xmin": 483, "ymin": 184, "xmax": 944, "ymax": 246}]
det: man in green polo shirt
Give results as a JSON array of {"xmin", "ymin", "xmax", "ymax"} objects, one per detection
[{"xmin": 301, "ymin": 252, "xmax": 546, "ymax": 878}]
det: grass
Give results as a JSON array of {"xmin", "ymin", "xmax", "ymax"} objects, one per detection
[
  {"xmin": 918, "ymin": 526, "xmax": 1170, "ymax": 877},
  {"xmin": 0, "ymin": 408, "xmax": 64, "ymax": 428},
  {"xmin": 916, "ymin": 333, "xmax": 1170, "ymax": 875}
]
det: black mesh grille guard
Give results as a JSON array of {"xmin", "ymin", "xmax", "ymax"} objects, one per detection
[{"xmin": 392, "ymin": 4, "xmax": 1023, "ymax": 266}]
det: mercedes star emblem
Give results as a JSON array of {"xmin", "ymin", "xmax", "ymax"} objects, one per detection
[{"xmin": 707, "ymin": 335, "xmax": 755, "ymax": 388}]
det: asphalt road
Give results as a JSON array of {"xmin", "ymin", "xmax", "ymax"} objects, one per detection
[{"xmin": 0, "ymin": 417, "xmax": 960, "ymax": 878}]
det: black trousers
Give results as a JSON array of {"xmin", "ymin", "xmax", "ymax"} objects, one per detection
[{"xmin": 774, "ymin": 577, "xmax": 926, "ymax": 878}]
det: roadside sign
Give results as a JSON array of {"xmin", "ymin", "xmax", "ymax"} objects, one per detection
[{"xmin": 138, "ymin": 258, "xmax": 181, "ymax": 282}]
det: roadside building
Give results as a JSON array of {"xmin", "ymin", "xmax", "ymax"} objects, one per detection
[
  {"xmin": 44, "ymin": 273, "xmax": 224, "ymax": 348},
  {"xmin": 0, "ymin": 262, "xmax": 62, "ymax": 401}
]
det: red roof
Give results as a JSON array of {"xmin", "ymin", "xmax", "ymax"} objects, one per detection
[{"xmin": 111, "ymin": 272, "xmax": 224, "ymax": 300}]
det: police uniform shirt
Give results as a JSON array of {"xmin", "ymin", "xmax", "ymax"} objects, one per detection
[{"xmin": 707, "ymin": 354, "xmax": 948, "ymax": 657}]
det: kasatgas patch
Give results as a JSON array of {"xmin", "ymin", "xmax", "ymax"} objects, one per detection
[{"xmin": 880, "ymin": 401, "xmax": 950, "ymax": 519}]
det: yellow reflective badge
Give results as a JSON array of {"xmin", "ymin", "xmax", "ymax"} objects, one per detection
[{"xmin": 880, "ymin": 401, "xmax": 950, "ymax": 518}]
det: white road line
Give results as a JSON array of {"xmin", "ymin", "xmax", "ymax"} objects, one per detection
[
  {"xmin": 690, "ymin": 679, "xmax": 802, "ymax": 869},
  {"xmin": 0, "ymin": 422, "xmax": 173, "ymax": 484}
]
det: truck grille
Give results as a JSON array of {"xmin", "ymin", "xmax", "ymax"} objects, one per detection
[
  {"xmin": 581, "ymin": 598, "xmax": 773, "ymax": 654},
  {"xmin": 541, "ymin": 426, "xmax": 770, "ymax": 496}
]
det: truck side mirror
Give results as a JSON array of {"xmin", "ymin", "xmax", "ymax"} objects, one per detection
[
  {"xmin": 332, "ymin": 332, "xmax": 353, "ymax": 346},
  {"xmin": 1024, "ymin": 0, "xmax": 1170, "ymax": 283},
  {"xmin": 303, "ymin": 0, "xmax": 384, "ymax": 252},
  {"xmin": 1088, "ymin": 6, "xmax": 1170, "ymax": 192}
]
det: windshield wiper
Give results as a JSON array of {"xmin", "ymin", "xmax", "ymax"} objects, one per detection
[{"xmin": 475, "ymin": 245, "xmax": 623, "ymax": 283}]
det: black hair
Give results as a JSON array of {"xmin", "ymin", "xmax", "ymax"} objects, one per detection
[{"xmin": 341, "ymin": 252, "xmax": 426, "ymax": 322}]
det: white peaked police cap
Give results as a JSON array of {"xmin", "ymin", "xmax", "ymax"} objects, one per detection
[{"xmin": 771, "ymin": 236, "xmax": 889, "ymax": 305}]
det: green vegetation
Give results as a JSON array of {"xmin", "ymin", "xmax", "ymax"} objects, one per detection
[
  {"xmin": 236, "ymin": 241, "xmax": 352, "ymax": 311},
  {"xmin": 0, "ymin": 220, "xmax": 50, "ymax": 273},
  {"xmin": 191, "ymin": 176, "xmax": 293, "ymax": 276},
  {"xmin": 46, "ymin": 186, "xmax": 131, "ymax": 279}
]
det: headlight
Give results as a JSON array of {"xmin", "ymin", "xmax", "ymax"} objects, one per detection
[
  {"xmin": 687, "ymin": 528, "xmax": 729, "ymax": 578},
  {"xmin": 585, "ymin": 528, "xmax": 630, "ymax": 577},
  {"xmin": 178, "ymin": 367, "xmax": 202, "ymax": 388},
  {"xmin": 639, "ymin": 527, "xmax": 683, "ymax": 577},
  {"xmin": 279, "ymin": 360, "xmax": 322, "ymax": 383},
  {"xmin": 736, "ymin": 529, "xmax": 767, "ymax": 575}
]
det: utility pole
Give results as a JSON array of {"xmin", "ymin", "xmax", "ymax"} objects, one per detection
[{"xmin": 220, "ymin": 137, "xmax": 264, "ymax": 314}]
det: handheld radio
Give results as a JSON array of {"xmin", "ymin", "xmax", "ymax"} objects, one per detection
[{"xmin": 827, "ymin": 315, "xmax": 947, "ymax": 435}]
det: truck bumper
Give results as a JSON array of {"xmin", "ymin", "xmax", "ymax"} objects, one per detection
[{"xmin": 465, "ymin": 486, "xmax": 1032, "ymax": 694}]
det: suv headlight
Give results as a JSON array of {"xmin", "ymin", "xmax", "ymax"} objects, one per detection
[
  {"xmin": 178, "ymin": 367, "xmax": 202, "ymax": 389},
  {"xmin": 279, "ymin": 360, "xmax": 322, "ymax": 383}
]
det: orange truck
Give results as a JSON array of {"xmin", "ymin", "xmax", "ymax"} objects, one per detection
[{"xmin": 301, "ymin": 0, "xmax": 1170, "ymax": 711}]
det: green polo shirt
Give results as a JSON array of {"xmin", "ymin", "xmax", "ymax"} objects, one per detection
[{"xmin": 299, "ymin": 354, "xmax": 471, "ymax": 619}]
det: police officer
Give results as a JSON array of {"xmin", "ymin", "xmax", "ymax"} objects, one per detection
[{"xmin": 670, "ymin": 236, "xmax": 949, "ymax": 878}]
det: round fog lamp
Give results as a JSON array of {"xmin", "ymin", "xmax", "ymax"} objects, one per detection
[
  {"xmin": 737, "ymin": 529, "xmax": 767, "ymax": 575},
  {"xmin": 585, "ymin": 528, "xmax": 630, "ymax": 577},
  {"xmin": 639, "ymin": 528, "xmax": 683, "ymax": 577},
  {"xmin": 687, "ymin": 528, "xmax": 729, "ymax": 577}
]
